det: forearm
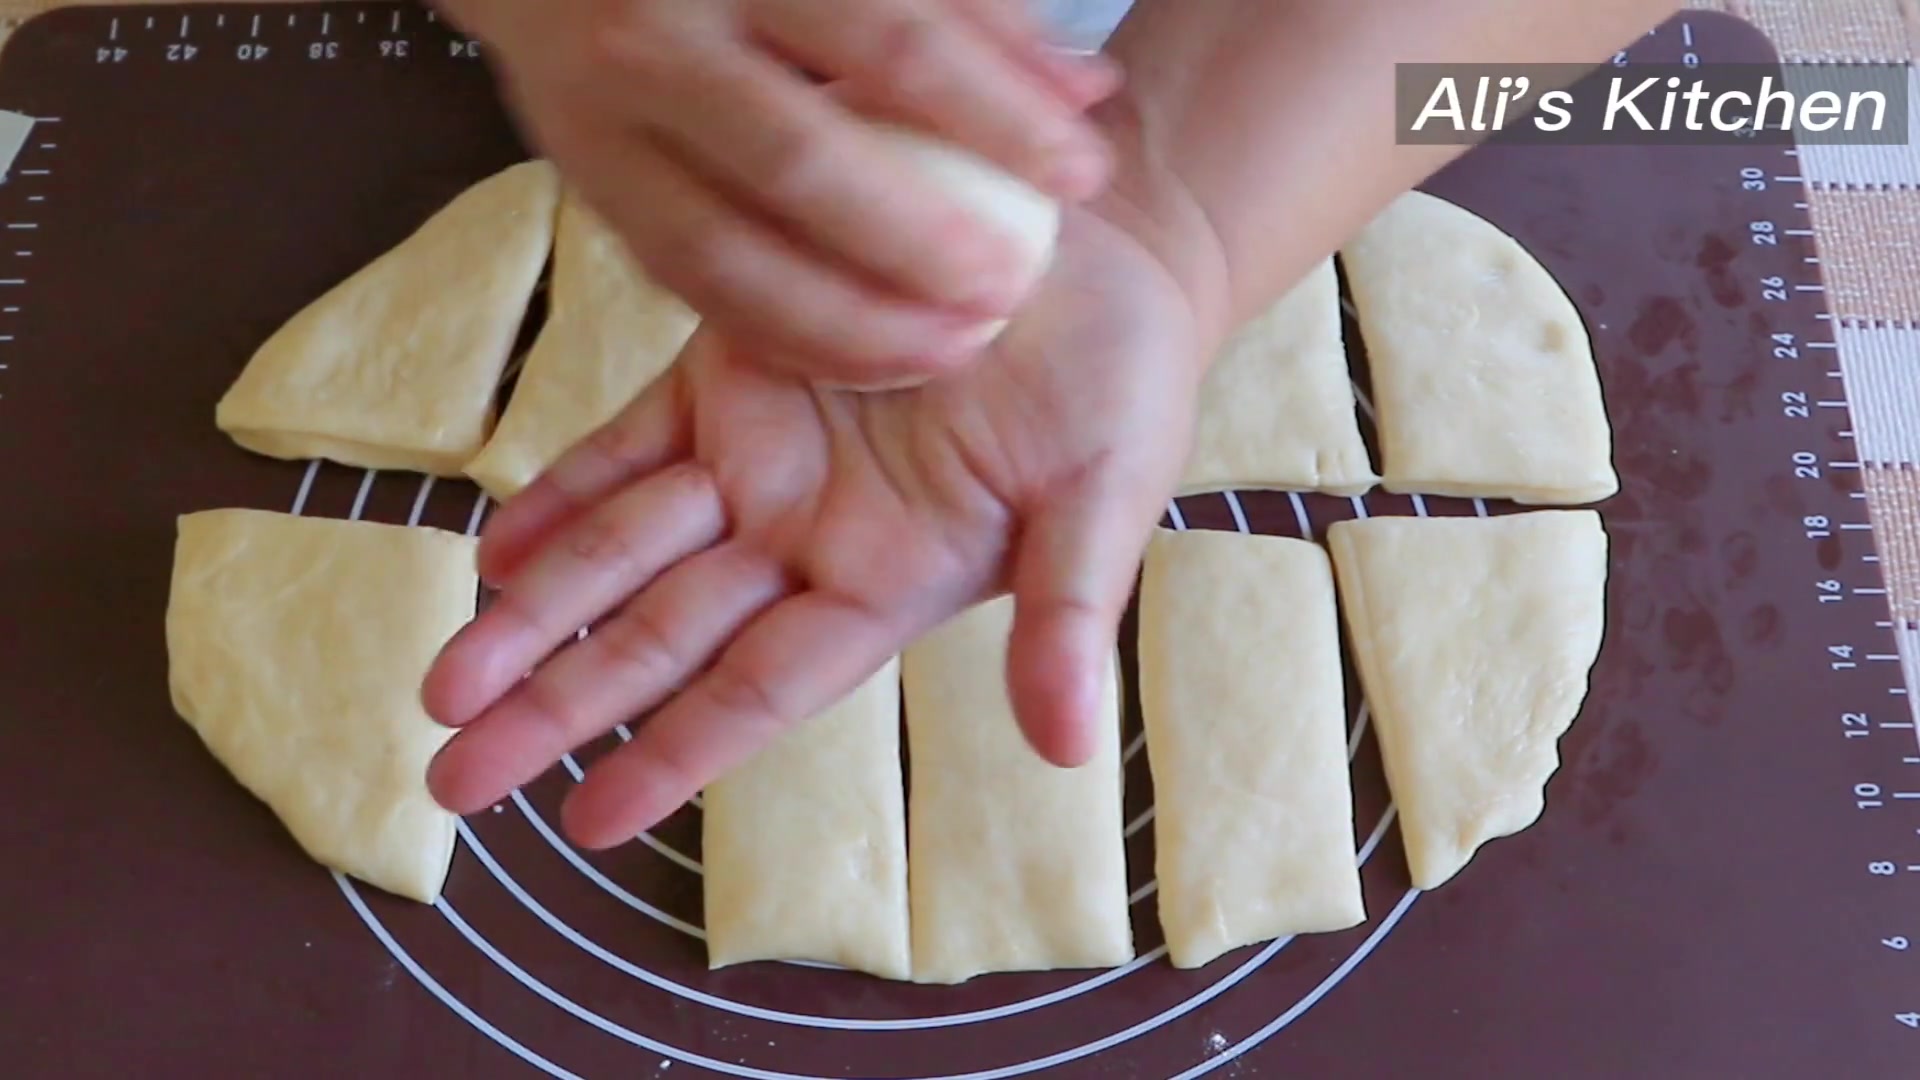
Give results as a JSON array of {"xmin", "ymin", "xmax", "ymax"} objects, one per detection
[{"xmin": 1095, "ymin": 0, "xmax": 1680, "ymax": 350}]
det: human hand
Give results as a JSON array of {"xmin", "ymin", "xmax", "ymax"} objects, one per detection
[
  {"xmin": 418, "ymin": 187, "xmax": 1222, "ymax": 848},
  {"xmin": 434, "ymin": 0, "xmax": 1121, "ymax": 386}
]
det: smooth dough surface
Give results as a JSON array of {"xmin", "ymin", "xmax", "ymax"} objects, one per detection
[
  {"xmin": 902, "ymin": 597, "xmax": 1132, "ymax": 984},
  {"xmin": 464, "ymin": 191, "xmax": 698, "ymax": 498},
  {"xmin": 1138, "ymin": 528, "xmax": 1365, "ymax": 968},
  {"xmin": 1326, "ymin": 510, "xmax": 1608, "ymax": 890},
  {"xmin": 217, "ymin": 159, "xmax": 560, "ymax": 476},
  {"xmin": 702, "ymin": 659, "xmax": 910, "ymax": 980},
  {"xmin": 872, "ymin": 124, "xmax": 1060, "ymax": 360},
  {"xmin": 164, "ymin": 509, "xmax": 478, "ymax": 903},
  {"xmin": 1181, "ymin": 259, "xmax": 1376, "ymax": 496},
  {"xmin": 1340, "ymin": 190, "xmax": 1617, "ymax": 504}
]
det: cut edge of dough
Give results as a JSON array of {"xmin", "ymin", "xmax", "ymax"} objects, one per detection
[
  {"xmin": 1326, "ymin": 510, "xmax": 1608, "ymax": 891},
  {"xmin": 214, "ymin": 158, "xmax": 559, "ymax": 477},
  {"xmin": 164, "ymin": 509, "xmax": 474, "ymax": 905},
  {"xmin": 1139, "ymin": 528, "xmax": 1366, "ymax": 969},
  {"xmin": 1341, "ymin": 189, "xmax": 1618, "ymax": 508},
  {"xmin": 223, "ymin": 426, "xmax": 490, "ymax": 479}
]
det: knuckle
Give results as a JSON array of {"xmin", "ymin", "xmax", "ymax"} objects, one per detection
[
  {"xmin": 647, "ymin": 220, "xmax": 728, "ymax": 296},
  {"xmin": 515, "ymin": 673, "xmax": 591, "ymax": 747},
  {"xmin": 564, "ymin": 511, "xmax": 638, "ymax": 569},
  {"xmin": 758, "ymin": 121, "xmax": 834, "ymax": 206},
  {"xmin": 585, "ymin": 2, "xmax": 671, "ymax": 71},
  {"xmin": 870, "ymin": 12, "xmax": 944, "ymax": 99},
  {"xmin": 697, "ymin": 663, "xmax": 786, "ymax": 732},
  {"xmin": 593, "ymin": 605, "xmax": 684, "ymax": 685},
  {"xmin": 572, "ymin": 417, "xmax": 644, "ymax": 482},
  {"xmin": 635, "ymin": 731, "xmax": 706, "ymax": 803}
]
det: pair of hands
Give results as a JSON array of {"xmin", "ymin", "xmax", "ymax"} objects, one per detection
[{"xmin": 422, "ymin": 0, "xmax": 1221, "ymax": 847}]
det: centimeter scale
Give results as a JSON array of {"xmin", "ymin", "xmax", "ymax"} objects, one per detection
[{"xmin": 0, "ymin": 5, "xmax": 1910, "ymax": 1078}]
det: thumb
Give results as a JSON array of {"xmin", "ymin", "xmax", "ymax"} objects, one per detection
[{"xmin": 1004, "ymin": 469, "xmax": 1164, "ymax": 768}]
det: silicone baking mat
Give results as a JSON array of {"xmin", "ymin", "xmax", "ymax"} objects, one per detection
[{"xmin": 0, "ymin": 5, "xmax": 1911, "ymax": 1077}]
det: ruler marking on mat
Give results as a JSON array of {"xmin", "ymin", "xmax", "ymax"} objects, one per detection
[{"xmin": 1744, "ymin": 127, "xmax": 1920, "ymax": 1042}]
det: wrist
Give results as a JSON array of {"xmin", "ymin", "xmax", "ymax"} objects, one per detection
[{"xmin": 1085, "ymin": 87, "xmax": 1236, "ymax": 369}]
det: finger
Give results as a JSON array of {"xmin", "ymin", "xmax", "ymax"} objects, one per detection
[
  {"xmin": 423, "ymin": 463, "xmax": 725, "ymax": 728},
  {"xmin": 751, "ymin": 0, "xmax": 1111, "ymax": 200},
  {"xmin": 573, "ymin": 134, "xmax": 998, "ymax": 383},
  {"xmin": 948, "ymin": 0, "xmax": 1123, "ymax": 108},
  {"xmin": 426, "ymin": 544, "xmax": 792, "ymax": 815},
  {"xmin": 1004, "ymin": 473, "xmax": 1162, "ymax": 768},
  {"xmin": 561, "ymin": 592, "xmax": 901, "ymax": 848},
  {"xmin": 477, "ymin": 363, "xmax": 691, "ymax": 586},
  {"xmin": 634, "ymin": 35, "xmax": 1059, "ymax": 315}
]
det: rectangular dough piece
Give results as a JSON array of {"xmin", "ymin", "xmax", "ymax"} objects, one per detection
[
  {"xmin": 702, "ymin": 659, "xmax": 911, "ymax": 980},
  {"xmin": 1138, "ymin": 528, "xmax": 1365, "ymax": 969},
  {"xmin": 216, "ymin": 159, "xmax": 560, "ymax": 476},
  {"xmin": 1339, "ymin": 190, "xmax": 1617, "ymax": 504},
  {"xmin": 464, "ymin": 191, "xmax": 700, "ymax": 499},
  {"xmin": 1326, "ymin": 510, "xmax": 1608, "ymax": 891},
  {"xmin": 1181, "ymin": 258, "xmax": 1377, "ymax": 497},
  {"xmin": 902, "ymin": 597, "xmax": 1133, "ymax": 984},
  {"xmin": 164, "ymin": 509, "xmax": 479, "ymax": 903}
]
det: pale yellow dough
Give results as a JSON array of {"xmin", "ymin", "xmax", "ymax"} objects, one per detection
[
  {"xmin": 1138, "ymin": 528, "xmax": 1365, "ymax": 968},
  {"xmin": 164, "ymin": 509, "xmax": 479, "ymax": 903},
  {"xmin": 702, "ymin": 659, "xmax": 911, "ymax": 980},
  {"xmin": 1340, "ymin": 190, "xmax": 1617, "ymax": 504},
  {"xmin": 874, "ymin": 124, "xmax": 1059, "ymax": 356},
  {"xmin": 1326, "ymin": 510, "xmax": 1608, "ymax": 890},
  {"xmin": 216, "ymin": 159, "xmax": 560, "ymax": 476},
  {"xmin": 902, "ymin": 597, "xmax": 1132, "ymax": 984},
  {"xmin": 1181, "ymin": 259, "xmax": 1376, "ymax": 496},
  {"xmin": 463, "ymin": 192, "xmax": 698, "ymax": 499}
]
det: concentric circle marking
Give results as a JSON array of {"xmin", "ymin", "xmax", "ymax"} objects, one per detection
[{"xmin": 319, "ymin": 472, "xmax": 1419, "ymax": 1075}]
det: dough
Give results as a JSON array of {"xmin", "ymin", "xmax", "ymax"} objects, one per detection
[
  {"xmin": 164, "ymin": 509, "xmax": 479, "ymax": 903},
  {"xmin": 1340, "ymin": 190, "xmax": 1617, "ymax": 504},
  {"xmin": 1181, "ymin": 259, "xmax": 1377, "ymax": 496},
  {"xmin": 1138, "ymin": 528, "xmax": 1365, "ymax": 968},
  {"xmin": 901, "ymin": 597, "xmax": 1132, "ymax": 984},
  {"xmin": 216, "ymin": 159, "xmax": 560, "ymax": 476},
  {"xmin": 463, "ymin": 192, "xmax": 699, "ymax": 499},
  {"xmin": 1326, "ymin": 510, "xmax": 1608, "ymax": 890},
  {"xmin": 869, "ymin": 124, "xmax": 1060, "ymax": 367},
  {"xmin": 702, "ymin": 659, "xmax": 911, "ymax": 980}
]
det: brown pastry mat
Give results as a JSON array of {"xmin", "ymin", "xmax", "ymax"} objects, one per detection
[{"xmin": 0, "ymin": 5, "xmax": 1915, "ymax": 1078}]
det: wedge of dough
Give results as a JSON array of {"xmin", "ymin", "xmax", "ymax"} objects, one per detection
[
  {"xmin": 216, "ymin": 159, "xmax": 560, "ymax": 476},
  {"xmin": 1181, "ymin": 259, "xmax": 1376, "ymax": 496},
  {"xmin": 1139, "ymin": 528, "xmax": 1365, "ymax": 968},
  {"xmin": 1326, "ymin": 510, "xmax": 1608, "ymax": 890},
  {"xmin": 463, "ymin": 192, "xmax": 698, "ymax": 498},
  {"xmin": 702, "ymin": 659, "xmax": 910, "ymax": 980},
  {"xmin": 1340, "ymin": 190, "xmax": 1617, "ymax": 504},
  {"xmin": 902, "ymin": 597, "xmax": 1132, "ymax": 984},
  {"xmin": 164, "ymin": 509, "xmax": 478, "ymax": 903}
]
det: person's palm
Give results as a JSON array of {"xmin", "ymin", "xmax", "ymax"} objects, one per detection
[{"xmin": 422, "ymin": 205, "xmax": 1205, "ymax": 849}]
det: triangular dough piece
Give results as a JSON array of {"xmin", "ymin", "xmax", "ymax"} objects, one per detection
[
  {"xmin": 1326, "ymin": 510, "xmax": 1607, "ymax": 890},
  {"xmin": 703, "ymin": 659, "xmax": 910, "ymax": 980},
  {"xmin": 1180, "ymin": 258, "xmax": 1377, "ymax": 496},
  {"xmin": 1340, "ymin": 190, "xmax": 1617, "ymax": 504},
  {"xmin": 216, "ymin": 159, "xmax": 560, "ymax": 476},
  {"xmin": 165, "ymin": 509, "xmax": 479, "ymax": 903},
  {"xmin": 463, "ymin": 191, "xmax": 698, "ymax": 498}
]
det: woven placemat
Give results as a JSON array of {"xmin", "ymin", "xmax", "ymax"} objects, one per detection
[{"xmin": 4, "ymin": 0, "xmax": 1916, "ymax": 707}]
